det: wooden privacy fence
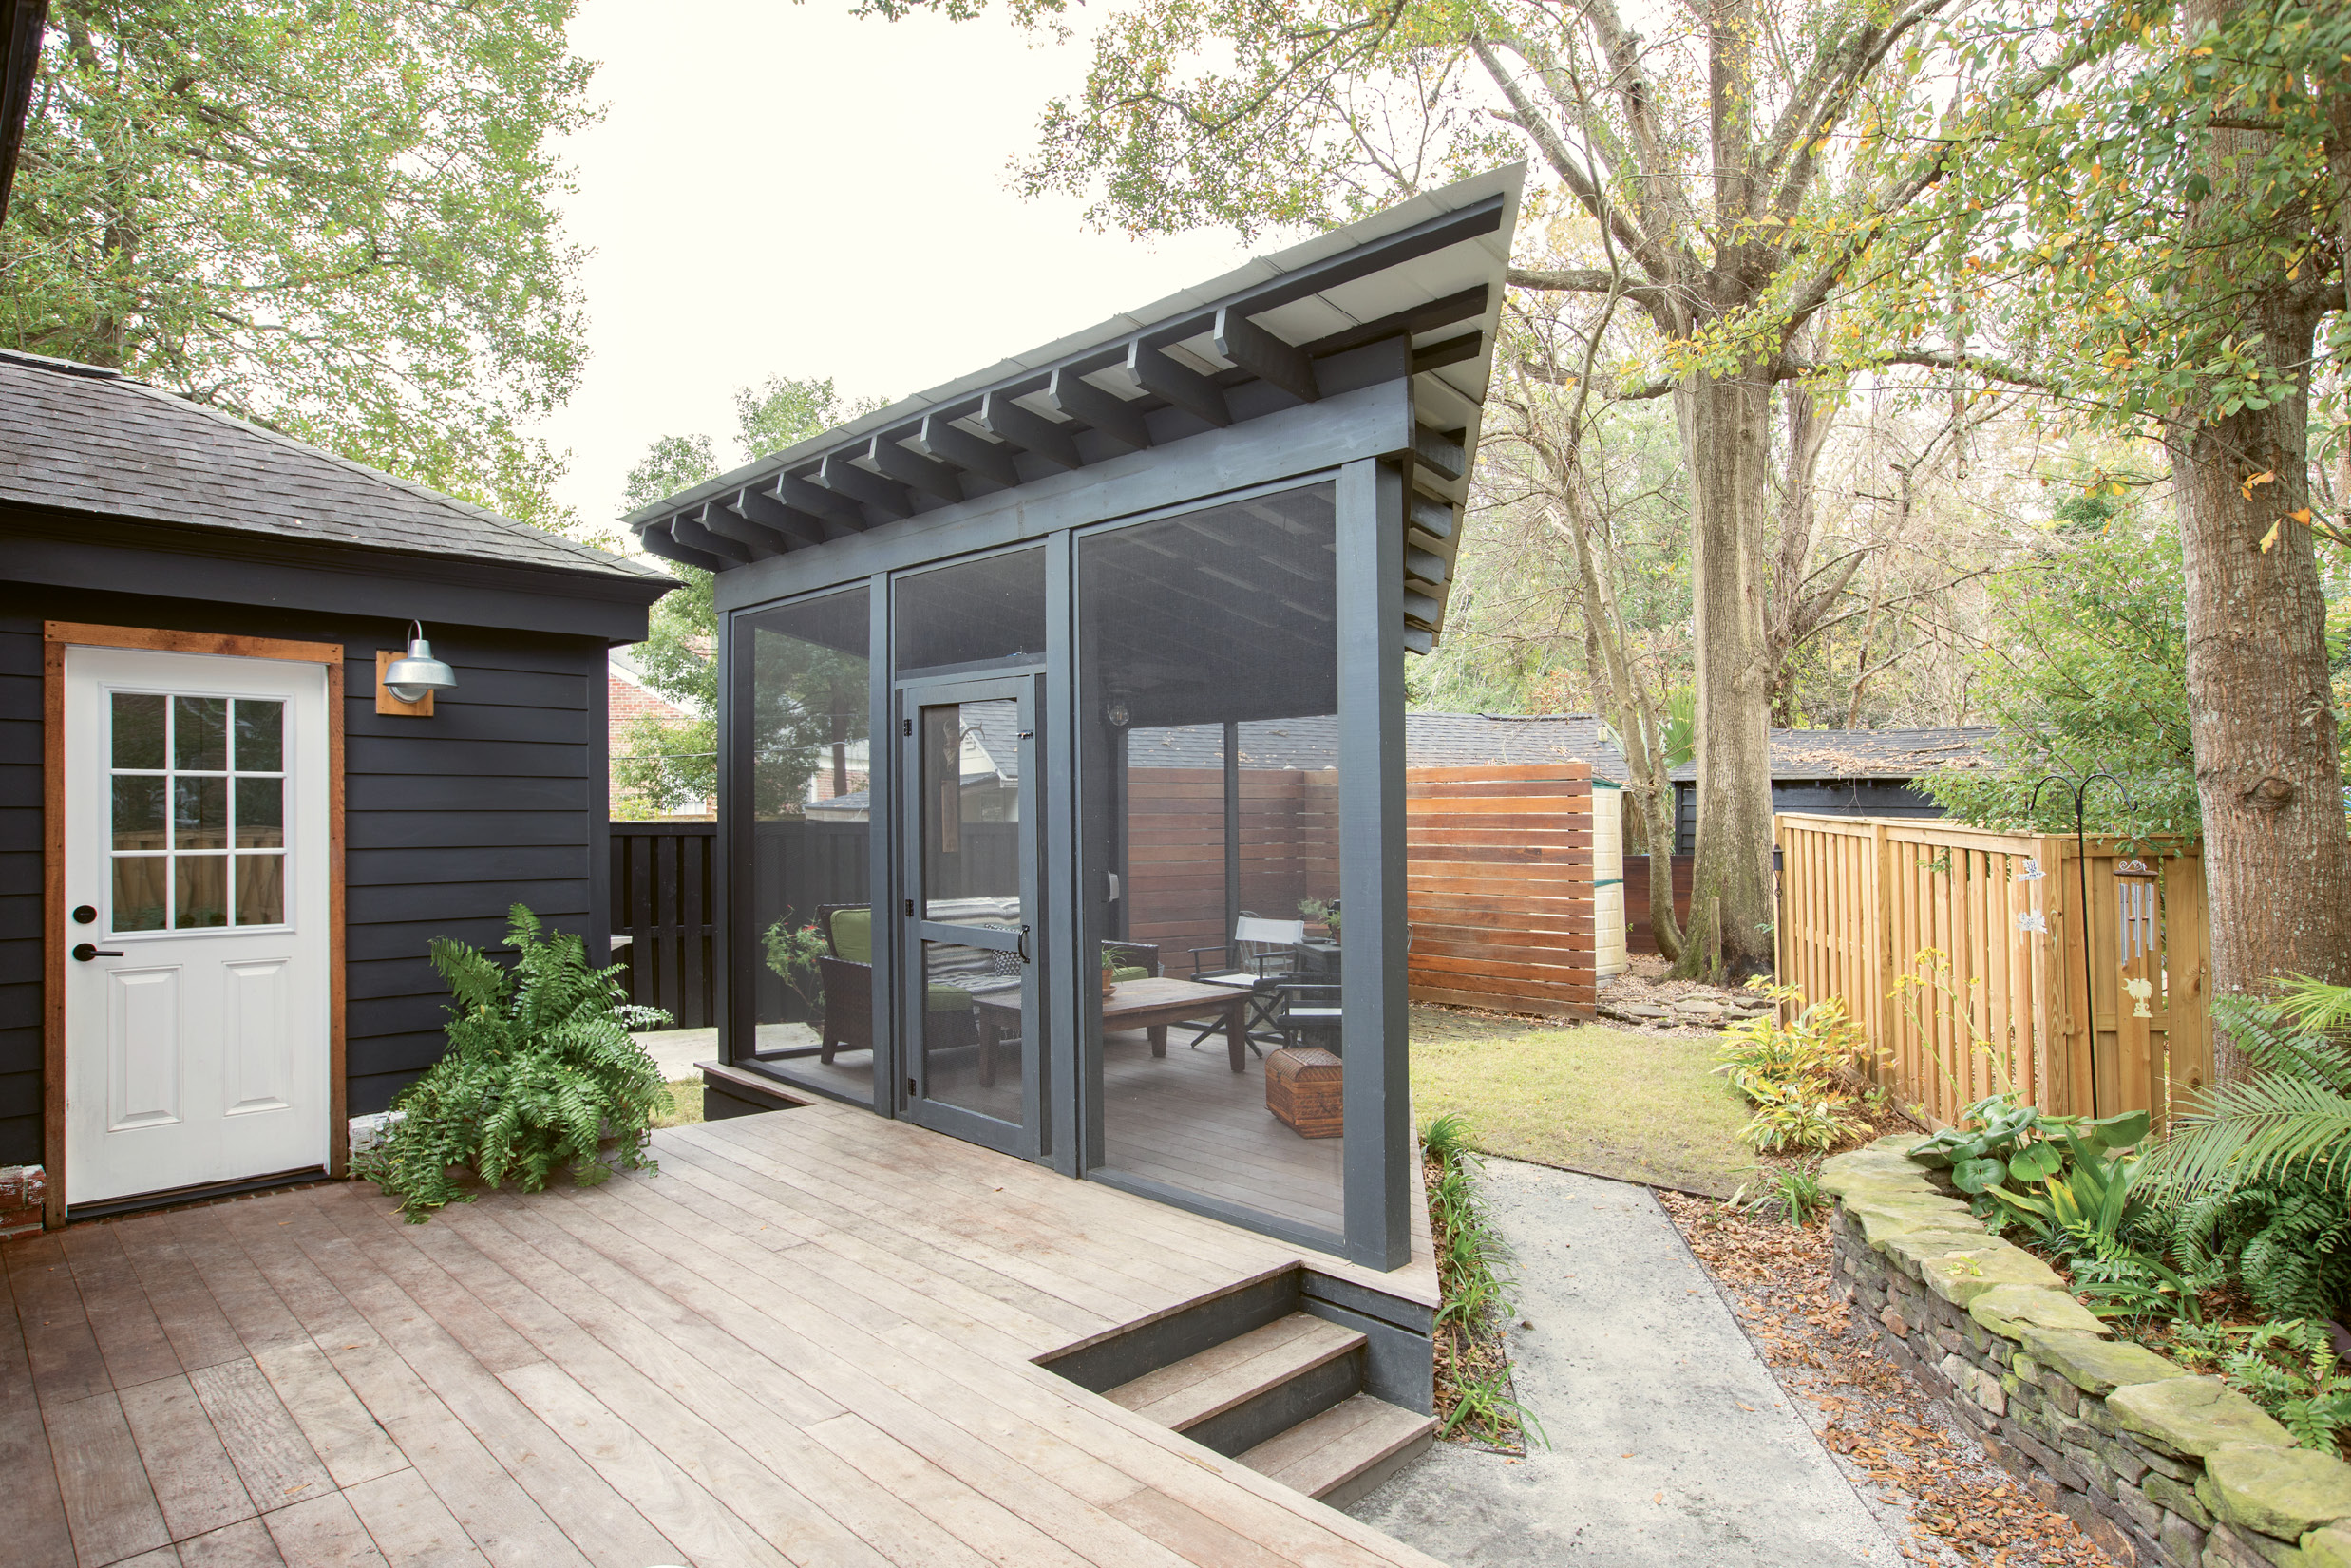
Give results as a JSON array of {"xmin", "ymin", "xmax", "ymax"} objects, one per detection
[
  {"xmin": 1773, "ymin": 813, "xmax": 2212, "ymax": 1128},
  {"xmin": 610, "ymin": 822, "xmax": 718, "ymax": 1030},
  {"xmin": 1406, "ymin": 764, "xmax": 1596, "ymax": 1018}
]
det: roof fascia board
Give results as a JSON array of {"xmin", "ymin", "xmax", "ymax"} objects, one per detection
[
  {"xmin": 0, "ymin": 507, "xmax": 668, "ymax": 643},
  {"xmin": 714, "ymin": 372, "xmax": 1412, "ymax": 615},
  {"xmin": 629, "ymin": 183, "xmax": 1510, "ymax": 531}
]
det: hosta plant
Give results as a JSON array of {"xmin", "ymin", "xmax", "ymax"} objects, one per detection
[
  {"xmin": 367, "ymin": 905, "xmax": 672, "ymax": 1221},
  {"xmin": 1716, "ymin": 982, "xmax": 1885, "ymax": 1152}
]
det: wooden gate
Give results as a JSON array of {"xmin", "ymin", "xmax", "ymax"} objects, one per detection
[
  {"xmin": 610, "ymin": 822, "xmax": 717, "ymax": 1030},
  {"xmin": 1773, "ymin": 813, "xmax": 2212, "ymax": 1126}
]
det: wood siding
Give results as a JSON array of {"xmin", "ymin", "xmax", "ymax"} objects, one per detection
[
  {"xmin": 0, "ymin": 585, "xmax": 612, "ymax": 1166},
  {"xmin": 1405, "ymin": 765, "xmax": 1596, "ymax": 1018},
  {"xmin": 1773, "ymin": 812, "xmax": 2214, "ymax": 1128}
]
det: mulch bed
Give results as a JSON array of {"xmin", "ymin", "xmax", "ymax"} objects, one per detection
[{"xmin": 1659, "ymin": 1193, "xmax": 2116, "ymax": 1567}]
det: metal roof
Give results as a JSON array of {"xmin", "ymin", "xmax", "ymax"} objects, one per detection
[
  {"xmin": 626, "ymin": 165, "xmax": 1525, "ymax": 651},
  {"xmin": 0, "ymin": 348, "xmax": 667, "ymax": 586}
]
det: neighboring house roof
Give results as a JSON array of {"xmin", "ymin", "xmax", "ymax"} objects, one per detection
[
  {"xmin": 1666, "ymin": 726, "xmax": 1999, "ymax": 784},
  {"xmin": 0, "ymin": 347, "xmax": 667, "ymax": 585}
]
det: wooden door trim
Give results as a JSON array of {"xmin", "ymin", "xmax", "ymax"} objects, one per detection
[{"xmin": 44, "ymin": 623, "xmax": 349, "ymax": 1228}]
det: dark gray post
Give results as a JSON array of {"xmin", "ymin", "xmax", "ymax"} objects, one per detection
[
  {"xmin": 1336, "ymin": 457, "xmax": 1409, "ymax": 1269},
  {"xmin": 715, "ymin": 607, "xmax": 741, "ymax": 1064},
  {"xmin": 1223, "ymin": 719, "xmax": 1242, "ymax": 943},
  {"xmin": 865, "ymin": 573, "xmax": 895, "ymax": 1117},
  {"xmin": 1044, "ymin": 532, "xmax": 1080, "ymax": 1171},
  {"xmin": 587, "ymin": 645, "xmax": 613, "ymax": 966}
]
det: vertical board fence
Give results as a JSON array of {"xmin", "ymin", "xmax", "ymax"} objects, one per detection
[
  {"xmin": 611, "ymin": 822, "xmax": 718, "ymax": 1030},
  {"xmin": 1405, "ymin": 764, "xmax": 1597, "ymax": 1018},
  {"xmin": 1773, "ymin": 813, "xmax": 2212, "ymax": 1128}
]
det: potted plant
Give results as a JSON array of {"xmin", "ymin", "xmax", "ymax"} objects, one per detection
[
  {"xmin": 1100, "ymin": 946, "xmax": 1117, "ymax": 999},
  {"xmin": 1299, "ymin": 897, "xmax": 1341, "ymax": 941}
]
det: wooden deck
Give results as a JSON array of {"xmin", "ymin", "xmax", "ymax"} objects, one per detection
[{"xmin": 2, "ymin": 1101, "xmax": 1440, "ymax": 1568}]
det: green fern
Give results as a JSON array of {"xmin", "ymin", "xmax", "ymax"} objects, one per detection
[
  {"xmin": 2151, "ymin": 980, "xmax": 2351, "ymax": 1193},
  {"xmin": 368, "ymin": 905, "xmax": 673, "ymax": 1220}
]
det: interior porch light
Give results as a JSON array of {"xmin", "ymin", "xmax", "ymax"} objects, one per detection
[{"xmin": 384, "ymin": 622, "xmax": 458, "ymax": 704}]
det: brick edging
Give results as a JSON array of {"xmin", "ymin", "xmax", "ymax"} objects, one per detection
[{"xmin": 1824, "ymin": 1136, "xmax": 2351, "ymax": 1568}]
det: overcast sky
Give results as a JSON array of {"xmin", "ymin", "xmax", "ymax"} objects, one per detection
[{"xmin": 534, "ymin": 1, "xmax": 1270, "ymax": 528}]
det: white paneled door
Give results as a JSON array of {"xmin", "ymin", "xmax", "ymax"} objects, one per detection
[{"xmin": 64, "ymin": 646, "xmax": 331, "ymax": 1205}]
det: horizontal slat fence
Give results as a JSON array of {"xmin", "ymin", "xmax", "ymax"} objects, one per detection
[
  {"xmin": 1773, "ymin": 813, "xmax": 2212, "ymax": 1128},
  {"xmin": 1405, "ymin": 764, "xmax": 1597, "ymax": 1018}
]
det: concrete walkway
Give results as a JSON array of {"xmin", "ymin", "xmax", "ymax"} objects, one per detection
[{"xmin": 1349, "ymin": 1158, "xmax": 1900, "ymax": 1566}]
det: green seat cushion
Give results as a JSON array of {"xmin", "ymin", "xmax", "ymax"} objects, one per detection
[
  {"xmin": 926, "ymin": 983, "xmax": 974, "ymax": 1013},
  {"xmin": 829, "ymin": 907, "xmax": 873, "ymax": 964},
  {"xmin": 1110, "ymin": 965, "xmax": 1150, "ymax": 983}
]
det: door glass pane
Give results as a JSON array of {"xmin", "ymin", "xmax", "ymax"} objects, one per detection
[
  {"xmin": 234, "ymin": 699, "xmax": 283, "ymax": 772},
  {"xmin": 920, "ymin": 700, "xmax": 1021, "ymax": 921},
  {"xmin": 737, "ymin": 588, "xmax": 872, "ymax": 1100},
  {"xmin": 113, "ymin": 859, "xmax": 166, "ymax": 931},
  {"xmin": 113, "ymin": 777, "xmax": 165, "ymax": 851},
  {"xmin": 174, "ymin": 696, "xmax": 227, "ymax": 770},
  {"xmin": 175, "ymin": 776, "xmax": 227, "ymax": 850},
  {"xmin": 113, "ymin": 692, "xmax": 165, "ymax": 768},
  {"xmin": 919, "ymin": 936, "xmax": 1027, "ymax": 1124},
  {"xmin": 176, "ymin": 854, "xmax": 228, "ymax": 928},
  {"xmin": 235, "ymin": 777, "xmax": 283, "ymax": 848},
  {"xmin": 1080, "ymin": 483, "xmax": 1344, "ymax": 1242},
  {"xmin": 236, "ymin": 855, "xmax": 285, "ymax": 925},
  {"xmin": 895, "ymin": 549, "xmax": 1046, "ymax": 671}
]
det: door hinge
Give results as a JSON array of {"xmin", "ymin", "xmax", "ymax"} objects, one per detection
[
  {"xmin": 902, "ymin": 717, "xmax": 913, "ymax": 736},
  {"xmin": 903, "ymin": 897, "xmax": 915, "ymax": 917},
  {"xmin": 907, "ymin": 1078, "xmax": 918, "ymax": 1097}
]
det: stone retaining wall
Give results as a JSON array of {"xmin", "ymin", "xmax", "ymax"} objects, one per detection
[{"xmin": 1822, "ymin": 1136, "xmax": 2351, "ymax": 1568}]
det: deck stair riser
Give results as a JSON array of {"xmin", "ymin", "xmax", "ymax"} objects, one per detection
[
  {"xmin": 1109, "ymin": 1313, "xmax": 1366, "ymax": 1455},
  {"xmin": 1240, "ymin": 1392, "xmax": 1438, "ymax": 1507}
]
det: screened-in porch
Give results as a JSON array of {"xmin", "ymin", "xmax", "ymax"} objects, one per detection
[{"xmin": 631, "ymin": 167, "xmax": 1523, "ymax": 1267}]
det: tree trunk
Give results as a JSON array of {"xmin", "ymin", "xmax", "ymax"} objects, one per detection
[
  {"xmin": 2171, "ymin": 0, "xmax": 2351, "ymax": 1086},
  {"xmin": 1671, "ymin": 368, "xmax": 1779, "ymax": 981}
]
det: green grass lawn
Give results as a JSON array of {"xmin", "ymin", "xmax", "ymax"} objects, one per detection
[
  {"xmin": 652, "ymin": 1077, "xmax": 705, "ymax": 1130},
  {"xmin": 1410, "ymin": 1004, "xmax": 1756, "ymax": 1196}
]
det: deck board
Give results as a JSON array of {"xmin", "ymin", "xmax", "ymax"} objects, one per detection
[{"xmin": 3, "ymin": 1105, "xmax": 1440, "ymax": 1568}]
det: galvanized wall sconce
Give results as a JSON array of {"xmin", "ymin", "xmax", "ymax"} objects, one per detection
[{"xmin": 376, "ymin": 621, "xmax": 459, "ymax": 716}]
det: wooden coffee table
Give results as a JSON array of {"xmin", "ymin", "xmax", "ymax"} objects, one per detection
[{"xmin": 971, "ymin": 975, "xmax": 1252, "ymax": 1076}]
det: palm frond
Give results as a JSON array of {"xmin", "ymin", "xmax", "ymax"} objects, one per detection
[{"xmin": 2152, "ymin": 1074, "xmax": 2351, "ymax": 1191}]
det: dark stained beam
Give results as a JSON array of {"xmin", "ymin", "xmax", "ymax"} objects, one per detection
[
  {"xmin": 1404, "ymin": 543, "xmax": 1449, "ymax": 586},
  {"xmin": 814, "ymin": 450, "xmax": 913, "ymax": 520},
  {"xmin": 670, "ymin": 511, "xmax": 754, "ymax": 566},
  {"xmin": 866, "ymin": 433, "xmax": 964, "ymax": 504},
  {"xmin": 1214, "ymin": 307, "xmax": 1318, "ymax": 402},
  {"xmin": 1412, "ymin": 425, "xmax": 1466, "ymax": 482},
  {"xmin": 774, "ymin": 470, "xmax": 867, "ymax": 528},
  {"xmin": 635, "ymin": 520, "xmax": 729, "ymax": 573},
  {"xmin": 1045, "ymin": 367, "xmax": 1151, "ymax": 452},
  {"xmin": 914, "ymin": 410, "xmax": 1022, "ymax": 487},
  {"xmin": 1301, "ymin": 284, "xmax": 1490, "ymax": 359},
  {"xmin": 1412, "ymin": 331, "xmax": 1483, "ymax": 376},
  {"xmin": 977, "ymin": 388, "xmax": 1081, "ymax": 471},
  {"xmin": 729, "ymin": 484, "xmax": 826, "ymax": 547},
  {"xmin": 1402, "ymin": 626, "xmax": 1435, "ymax": 656},
  {"xmin": 1401, "ymin": 586, "xmax": 1444, "ymax": 630},
  {"xmin": 1126, "ymin": 340, "xmax": 1230, "ymax": 427},
  {"xmin": 693, "ymin": 500, "xmax": 787, "ymax": 559},
  {"xmin": 1408, "ymin": 493, "xmax": 1456, "ymax": 542}
]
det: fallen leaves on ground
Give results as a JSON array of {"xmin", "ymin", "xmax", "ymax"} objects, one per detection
[{"xmin": 1658, "ymin": 1193, "xmax": 2114, "ymax": 1568}]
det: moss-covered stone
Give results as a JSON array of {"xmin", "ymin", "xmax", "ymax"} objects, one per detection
[
  {"xmin": 2015, "ymin": 1326, "xmax": 2185, "ymax": 1395},
  {"xmin": 1919, "ymin": 1243, "xmax": 2068, "ymax": 1307},
  {"xmin": 2143, "ymin": 1468, "xmax": 2212, "ymax": 1528},
  {"xmin": 2108, "ymin": 1377, "xmax": 2296, "ymax": 1458},
  {"xmin": 2195, "ymin": 1444, "xmax": 2351, "ymax": 1542},
  {"xmin": 2302, "ymin": 1525, "xmax": 2351, "ymax": 1568},
  {"xmin": 1969, "ymin": 1285, "xmax": 2108, "ymax": 1339},
  {"xmin": 1881, "ymin": 1226, "xmax": 2007, "ymax": 1273}
]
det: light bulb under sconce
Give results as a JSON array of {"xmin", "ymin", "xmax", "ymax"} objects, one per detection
[
  {"xmin": 377, "ymin": 621, "xmax": 458, "ymax": 715},
  {"xmin": 1106, "ymin": 702, "xmax": 1130, "ymax": 727}
]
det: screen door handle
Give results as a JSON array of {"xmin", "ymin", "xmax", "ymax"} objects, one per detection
[
  {"xmin": 71, "ymin": 944, "xmax": 123, "ymax": 962},
  {"xmin": 1016, "ymin": 925, "xmax": 1031, "ymax": 964}
]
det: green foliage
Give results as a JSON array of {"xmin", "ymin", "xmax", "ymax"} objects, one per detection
[
  {"xmin": 3, "ymin": 0, "xmax": 597, "ymax": 527},
  {"xmin": 613, "ymin": 377, "xmax": 880, "ymax": 814},
  {"xmin": 1773, "ymin": 1162, "xmax": 1827, "ymax": 1228},
  {"xmin": 2152, "ymin": 978, "xmax": 2351, "ymax": 1195},
  {"xmin": 1420, "ymin": 1113, "xmax": 1544, "ymax": 1449},
  {"xmin": 2171, "ymin": 1167, "xmax": 2351, "ymax": 1324},
  {"xmin": 761, "ymin": 916, "xmax": 828, "ymax": 1016},
  {"xmin": 1298, "ymin": 897, "xmax": 1339, "ymax": 935},
  {"xmin": 1715, "ymin": 982, "xmax": 1881, "ymax": 1153},
  {"xmin": 2169, "ymin": 1320, "xmax": 2351, "ymax": 1453},
  {"xmin": 1923, "ymin": 520, "xmax": 2200, "ymax": 838},
  {"xmin": 367, "ymin": 906, "xmax": 671, "ymax": 1221}
]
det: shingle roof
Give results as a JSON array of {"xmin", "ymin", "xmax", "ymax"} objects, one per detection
[
  {"xmin": 0, "ymin": 349, "xmax": 660, "ymax": 583},
  {"xmin": 1666, "ymin": 726, "xmax": 1999, "ymax": 784}
]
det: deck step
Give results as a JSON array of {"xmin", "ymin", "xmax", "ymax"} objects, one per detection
[
  {"xmin": 1237, "ymin": 1392, "xmax": 1437, "ymax": 1503},
  {"xmin": 1105, "ymin": 1312, "xmax": 1364, "ymax": 1433}
]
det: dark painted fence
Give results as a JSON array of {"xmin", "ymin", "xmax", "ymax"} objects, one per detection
[{"xmin": 611, "ymin": 822, "xmax": 719, "ymax": 1029}]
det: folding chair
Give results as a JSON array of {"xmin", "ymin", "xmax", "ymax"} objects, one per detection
[{"xmin": 1185, "ymin": 913, "xmax": 1304, "ymax": 1056}]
